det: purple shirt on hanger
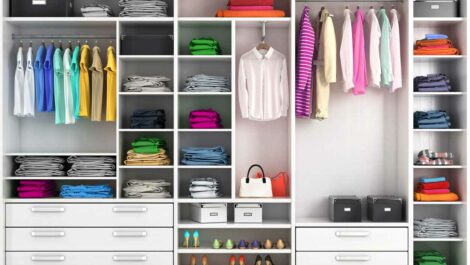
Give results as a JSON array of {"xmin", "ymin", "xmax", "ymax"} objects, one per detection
[
  {"xmin": 34, "ymin": 45, "xmax": 46, "ymax": 112},
  {"xmin": 44, "ymin": 44, "xmax": 55, "ymax": 112}
]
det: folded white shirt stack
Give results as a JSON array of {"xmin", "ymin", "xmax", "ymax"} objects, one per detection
[
  {"xmin": 118, "ymin": 0, "xmax": 168, "ymax": 17},
  {"xmin": 81, "ymin": 4, "xmax": 113, "ymax": 17},
  {"xmin": 189, "ymin": 177, "xmax": 221, "ymax": 198},
  {"xmin": 414, "ymin": 218, "xmax": 458, "ymax": 238},
  {"xmin": 14, "ymin": 156, "xmax": 66, "ymax": 176},
  {"xmin": 123, "ymin": 75, "xmax": 172, "ymax": 92},
  {"xmin": 67, "ymin": 156, "xmax": 116, "ymax": 177},
  {"xmin": 123, "ymin": 179, "xmax": 172, "ymax": 198}
]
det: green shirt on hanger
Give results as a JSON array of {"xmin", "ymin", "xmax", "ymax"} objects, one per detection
[
  {"xmin": 53, "ymin": 48, "xmax": 66, "ymax": 124},
  {"xmin": 378, "ymin": 9, "xmax": 393, "ymax": 87},
  {"xmin": 71, "ymin": 46, "xmax": 81, "ymax": 119}
]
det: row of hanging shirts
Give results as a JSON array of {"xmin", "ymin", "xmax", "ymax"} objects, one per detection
[
  {"xmin": 14, "ymin": 39, "xmax": 116, "ymax": 124},
  {"xmin": 296, "ymin": 5, "xmax": 402, "ymax": 120}
]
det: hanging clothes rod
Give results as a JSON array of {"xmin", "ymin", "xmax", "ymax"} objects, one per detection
[{"xmin": 12, "ymin": 34, "xmax": 116, "ymax": 40}]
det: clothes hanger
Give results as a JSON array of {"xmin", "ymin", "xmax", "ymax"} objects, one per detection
[
  {"xmin": 42, "ymin": 40, "xmax": 46, "ymax": 47},
  {"xmin": 59, "ymin": 40, "xmax": 63, "ymax": 50},
  {"xmin": 68, "ymin": 41, "xmax": 72, "ymax": 49},
  {"xmin": 19, "ymin": 40, "xmax": 23, "ymax": 48},
  {"xmin": 29, "ymin": 41, "xmax": 32, "ymax": 48},
  {"xmin": 256, "ymin": 22, "xmax": 271, "ymax": 51}
]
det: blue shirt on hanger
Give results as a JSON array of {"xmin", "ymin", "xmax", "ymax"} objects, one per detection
[
  {"xmin": 34, "ymin": 45, "xmax": 46, "ymax": 112},
  {"xmin": 44, "ymin": 44, "xmax": 55, "ymax": 112}
]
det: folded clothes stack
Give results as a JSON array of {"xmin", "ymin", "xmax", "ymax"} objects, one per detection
[
  {"xmin": 189, "ymin": 177, "xmax": 222, "ymax": 198},
  {"xmin": 414, "ymin": 218, "xmax": 458, "ymax": 238},
  {"xmin": 414, "ymin": 74, "xmax": 451, "ymax": 92},
  {"xmin": 189, "ymin": 38, "xmax": 221, "ymax": 55},
  {"xmin": 217, "ymin": 0, "xmax": 285, "ymax": 17},
  {"xmin": 118, "ymin": 0, "xmax": 168, "ymax": 17},
  {"xmin": 414, "ymin": 250, "xmax": 447, "ymax": 265},
  {"xmin": 17, "ymin": 180, "xmax": 57, "ymax": 198},
  {"xmin": 81, "ymin": 4, "xmax": 113, "ymax": 17},
  {"xmin": 123, "ymin": 179, "xmax": 172, "ymax": 198},
  {"xmin": 60, "ymin": 184, "xmax": 113, "ymax": 198},
  {"xmin": 125, "ymin": 137, "xmax": 171, "ymax": 166},
  {"xmin": 190, "ymin": 109, "xmax": 223, "ymax": 129},
  {"xmin": 181, "ymin": 146, "xmax": 229, "ymax": 165},
  {"xmin": 14, "ymin": 156, "xmax": 65, "ymax": 176},
  {"xmin": 123, "ymin": 75, "xmax": 171, "ymax": 92},
  {"xmin": 184, "ymin": 74, "xmax": 230, "ymax": 92},
  {"xmin": 131, "ymin": 109, "xmax": 166, "ymax": 129},
  {"xmin": 414, "ymin": 34, "xmax": 460, "ymax": 55},
  {"xmin": 67, "ymin": 156, "xmax": 116, "ymax": 177},
  {"xmin": 415, "ymin": 149, "xmax": 454, "ymax": 166},
  {"xmin": 414, "ymin": 110, "xmax": 451, "ymax": 129},
  {"xmin": 415, "ymin": 176, "xmax": 459, "ymax": 202}
]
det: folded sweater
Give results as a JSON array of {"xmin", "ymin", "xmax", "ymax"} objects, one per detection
[
  {"xmin": 216, "ymin": 9, "xmax": 285, "ymax": 17},
  {"xmin": 415, "ymin": 192, "xmax": 459, "ymax": 201}
]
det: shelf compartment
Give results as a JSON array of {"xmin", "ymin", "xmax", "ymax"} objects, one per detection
[
  {"xmin": 413, "ymin": 96, "xmax": 466, "ymax": 131},
  {"xmin": 179, "ymin": 131, "xmax": 232, "ymax": 166},
  {"xmin": 119, "ymin": 167, "xmax": 174, "ymax": 199},
  {"xmin": 178, "ymin": 57, "xmax": 231, "ymax": 92},
  {"xmin": 177, "ymin": 0, "xmax": 291, "ymax": 17},
  {"xmin": 414, "ymin": 241, "xmax": 466, "ymax": 265},
  {"xmin": 413, "ymin": 131, "xmax": 466, "ymax": 165},
  {"xmin": 178, "ymin": 167, "xmax": 231, "ymax": 199},
  {"xmin": 120, "ymin": 21, "xmax": 174, "ymax": 55},
  {"xmin": 413, "ymin": 59, "xmax": 466, "ymax": 93},
  {"xmin": 178, "ymin": 95, "xmax": 232, "ymax": 129},
  {"xmin": 119, "ymin": 57, "xmax": 174, "ymax": 92},
  {"xmin": 178, "ymin": 253, "xmax": 291, "ymax": 265},
  {"xmin": 178, "ymin": 248, "xmax": 291, "ymax": 254},
  {"xmin": 178, "ymin": 21, "xmax": 232, "ymax": 55},
  {"xmin": 119, "ymin": 94, "xmax": 174, "ymax": 129},
  {"xmin": 414, "ymin": 20, "xmax": 466, "ymax": 56},
  {"xmin": 119, "ymin": 131, "xmax": 174, "ymax": 166}
]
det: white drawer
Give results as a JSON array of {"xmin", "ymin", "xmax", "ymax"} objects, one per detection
[
  {"xmin": 296, "ymin": 228, "xmax": 408, "ymax": 251},
  {"xmin": 6, "ymin": 228, "xmax": 173, "ymax": 251},
  {"xmin": 296, "ymin": 252, "xmax": 407, "ymax": 265},
  {"xmin": 6, "ymin": 252, "xmax": 173, "ymax": 265},
  {"xmin": 6, "ymin": 203, "xmax": 173, "ymax": 227}
]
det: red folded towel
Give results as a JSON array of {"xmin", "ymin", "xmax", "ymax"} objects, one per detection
[
  {"xmin": 418, "ymin": 181, "xmax": 450, "ymax": 190},
  {"xmin": 421, "ymin": 189, "xmax": 451, "ymax": 194},
  {"xmin": 228, "ymin": 6, "xmax": 274, "ymax": 10},
  {"xmin": 228, "ymin": 0, "xmax": 274, "ymax": 6}
]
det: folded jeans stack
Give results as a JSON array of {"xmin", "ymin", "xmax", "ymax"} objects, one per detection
[
  {"xmin": 118, "ymin": 0, "xmax": 168, "ymax": 17},
  {"xmin": 414, "ymin": 110, "xmax": 451, "ymax": 129},
  {"xmin": 189, "ymin": 38, "xmax": 221, "ymax": 55},
  {"xmin": 184, "ymin": 74, "xmax": 230, "ymax": 92},
  {"xmin": 123, "ymin": 75, "xmax": 171, "ymax": 92},
  {"xmin": 414, "ymin": 250, "xmax": 447, "ymax": 265},
  {"xmin": 415, "ymin": 176, "xmax": 459, "ymax": 202},
  {"xmin": 414, "ymin": 34, "xmax": 460, "ymax": 55},
  {"xmin": 414, "ymin": 218, "xmax": 458, "ymax": 238},
  {"xmin": 189, "ymin": 177, "xmax": 221, "ymax": 198},
  {"xmin": 414, "ymin": 74, "xmax": 451, "ymax": 92},
  {"xmin": 181, "ymin": 146, "xmax": 229, "ymax": 165},
  {"xmin": 17, "ymin": 180, "xmax": 56, "ymax": 198},
  {"xmin": 81, "ymin": 4, "xmax": 113, "ymax": 17},
  {"xmin": 217, "ymin": 0, "xmax": 285, "ymax": 17},
  {"xmin": 123, "ymin": 179, "xmax": 171, "ymax": 198},
  {"xmin": 415, "ymin": 149, "xmax": 454, "ymax": 166},
  {"xmin": 66, "ymin": 156, "xmax": 116, "ymax": 177},
  {"xmin": 131, "ymin": 109, "xmax": 166, "ymax": 129},
  {"xmin": 60, "ymin": 184, "xmax": 113, "ymax": 198},
  {"xmin": 190, "ymin": 109, "xmax": 223, "ymax": 129},
  {"xmin": 125, "ymin": 137, "xmax": 171, "ymax": 166},
  {"xmin": 14, "ymin": 156, "xmax": 65, "ymax": 176}
]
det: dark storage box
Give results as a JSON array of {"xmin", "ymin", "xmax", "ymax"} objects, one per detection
[
  {"xmin": 367, "ymin": 196, "xmax": 403, "ymax": 222},
  {"xmin": 414, "ymin": 0, "xmax": 459, "ymax": 17},
  {"xmin": 121, "ymin": 35, "xmax": 174, "ymax": 56},
  {"xmin": 329, "ymin": 196, "xmax": 362, "ymax": 222},
  {"xmin": 11, "ymin": 0, "xmax": 74, "ymax": 17}
]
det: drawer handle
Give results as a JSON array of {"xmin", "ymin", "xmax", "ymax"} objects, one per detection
[
  {"xmin": 113, "ymin": 207, "xmax": 148, "ymax": 213},
  {"xmin": 31, "ymin": 255, "xmax": 66, "ymax": 262},
  {"xmin": 113, "ymin": 231, "xmax": 148, "ymax": 237},
  {"xmin": 113, "ymin": 255, "xmax": 148, "ymax": 262},
  {"xmin": 31, "ymin": 231, "xmax": 66, "ymax": 237},
  {"xmin": 31, "ymin": 207, "xmax": 65, "ymax": 213},
  {"xmin": 335, "ymin": 255, "xmax": 370, "ymax": 262},
  {"xmin": 335, "ymin": 231, "xmax": 370, "ymax": 237}
]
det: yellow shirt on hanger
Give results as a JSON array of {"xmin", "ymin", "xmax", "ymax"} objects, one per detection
[
  {"xmin": 104, "ymin": 46, "xmax": 116, "ymax": 122},
  {"xmin": 79, "ymin": 44, "xmax": 91, "ymax": 118}
]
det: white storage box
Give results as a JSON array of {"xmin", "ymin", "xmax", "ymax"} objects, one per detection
[
  {"xmin": 234, "ymin": 204, "xmax": 263, "ymax": 223},
  {"xmin": 191, "ymin": 203, "xmax": 227, "ymax": 223}
]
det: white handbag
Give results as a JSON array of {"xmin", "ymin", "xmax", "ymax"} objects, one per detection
[{"xmin": 239, "ymin": 164, "xmax": 273, "ymax": 198}]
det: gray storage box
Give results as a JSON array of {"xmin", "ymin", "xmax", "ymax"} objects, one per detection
[
  {"xmin": 11, "ymin": 0, "xmax": 74, "ymax": 17},
  {"xmin": 329, "ymin": 196, "xmax": 362, "ymax": 222},
  {"xmin": 414, "ymin": 0, "xmax": 459, "ymax": 17},
  {"xmin": 367, "ymin": 196, "xmax": 403, "ymax": 222},
  {"xmin": 191, "ymin": 203, "xmax": 227, "ymax": 223}
]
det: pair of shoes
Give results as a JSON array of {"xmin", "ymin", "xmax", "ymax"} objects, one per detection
[
  {"xmin": 264, "ymin": 239, "xmax": 286, "ymax": 249},
  {"xmin": 183, "ymin": 230, "xmax": 200, "ymax": 248},
  {"xmin": 213, "ymin": 239, "xmax": 235, "ymax": 249},
  {"xmin": 239, "ymin": 239, "xmax": 286, "ymax": 249},
  {"xmin": 255, "ymin": 255, "xmax": 274, "ymax": 265},
  {"xmin": 229, "ymin": 255, "xmax": 245, "ymax": 265},
  {"xmin": 190, "ymin": 255, "xmax": 208, "ymax": 265}
]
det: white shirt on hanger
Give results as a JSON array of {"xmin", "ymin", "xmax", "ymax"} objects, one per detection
[
  {"xmin": 365, "ymin": 8, "xmax": 381, "ymax": 88},
  {"xmin": 14, "ymin": 46, "xmax": 25, "ymax": 117},
  {"xmin": 340, "ymin": 8, "xmax": 354, "ymax": 92},
  {"xmin": 238, "ymin": 47, "xmax": 289, "ymax": 121},
  {"xmin": 23, "ymin": 46, "xmax": 35, "ymax": 117},
  {"xmin": 390, "ymin": 8, "xmax": 402, "ymax": 91},
  {"xmin": 63, "ymin": 48, "xmax": 76, "ymax": 124}
]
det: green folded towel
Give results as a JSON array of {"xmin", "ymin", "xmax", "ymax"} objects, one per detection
[
  {"xmin": 131, "ymin": 137, "xmax": 167, "ymax": 154},
  {"xmin": 189, "ymin": 38, "xmax": 221, "ymax": 55},
  {"xmin": 190, "ymin": 38, "xmax": 219, "ymax": 46},
  {"xmin": 191, "ymin": 50, "xmax": 219, "ymax": 55}
]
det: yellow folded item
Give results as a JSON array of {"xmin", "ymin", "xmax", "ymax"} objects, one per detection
[
  {"xmin": 124, "ymin": 149, "xmax": 171, "ymax": 166},
  {"xmin": 414, "ymin": 192, "xmax": 459, "ymax": 201}
]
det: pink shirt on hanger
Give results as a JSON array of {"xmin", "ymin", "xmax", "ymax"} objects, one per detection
[{"xmin": 352, "ymin": 8, "xmax": 368, "ymax": 95}]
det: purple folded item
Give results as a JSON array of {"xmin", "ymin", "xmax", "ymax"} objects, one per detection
[
  {"xmin": 17, "ymin": 185, "xmax": 55, "ymax": 192},
  {"xmin": 189, "ymin": 117, "xmax": 221, "ymax": 123},
  {"xmin": 418, "ymin": 86, "xmax": 451, "ymax": 92},
  {"xmin": 18, "ymin": 190, "xmax": 56, "ymax": 198},
  {"xmin": 19, "ymin": 180, "xmax": 55, "ymax": 186},
  {"xmin": 189, "ymin": 109, "xmax": 220, "ymax": 118},
  {"xmin": 190, "ymin": 122, "xmax": 223, "ymax": 129}
]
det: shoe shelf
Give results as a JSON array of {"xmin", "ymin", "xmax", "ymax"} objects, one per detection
[
  {"xmin": 177, "ymin": 248, "xmax": 292, "ymax": 254},
  {"xmin": 178, "ymin": 221, "xmax": 292, "ymax": 229}
]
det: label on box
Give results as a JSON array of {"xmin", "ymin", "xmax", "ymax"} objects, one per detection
[{"xmin": 33, "ymin": 0, "xmax": 47, "ymax": 5}]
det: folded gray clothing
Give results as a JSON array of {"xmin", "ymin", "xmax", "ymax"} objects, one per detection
[
  {"xmin": 184, "ymin": 74, "xmax": 230, "ymax": 92},
  {"xmin": 15, "ymin": 156, "xmax": 65, "ymax": 164},
  {"xmin": 67, "ymin": 156, "xmax": 116, "ymax": 164},
  {"xmin": 15, "ymin": 168, "xmax": 65, "ymax": 176},
  {"xmin": 67, "ymin": 169, "xmax": 116, "ymax": 177},
  {"xmin": 190, "ymin": 178, "xmax": 219, "ymax": 186},
  {"xmin": 414, "ymin": 218, "xmax": 458, "ymax": 238},
  {"xmin": 189, "ymin": 186, "xmax": 219, "ymax": 192},
  {"xmin": 123, "ymin": 179, "xmax": 172, "ymax": 198},
  {"xmin": 82, "ymin": 11, "xmax": 112, "ymax": 17},
  {"xmin": 18, "ymin": 162, "xmax": 64, "ymax": 170},
  {"xmin": 190, "ymin": 191, "xmax": 221, "ymax": 198},
  {"xmin": 118, "ymin": 0, "xmax": 168, "ymax": 7},
  {"xmin": 118, "ymin": 0, "xmax": 168, "ymax": 17},
  {"xmin": 124, "ymin": 191, "xmax": 171, "ymax": 198},
  {"xmin": 71, "ymin": 164, "xmax": 116, "ymax": 170},
  {"xmin": 124, "ymin": 86, "xmax": 172, "ymax": 92}
]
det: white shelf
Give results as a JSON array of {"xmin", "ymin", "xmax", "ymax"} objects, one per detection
[
  {"xmin": 4, "ymin": 177, "xmax": 116, "ymax": 180},
  {"xmin": 178, "ymin": 92, "xmax": 232, "ymax": 96},
  {"xmin": 177, "ymin": 17, "xmax": 291, "ymax": 22},
  {"xmin": 178, "ymin": 55, "xmax": 232, "ymax": 60},
  {"xmin": 119, "ymin": 165, "xmax": 174, "ymax": 169},
  {"xmin": 4, "ymin": 198, "xmax": 118, "ymax": 203},
  {"xmin": 413, "ymin": 237, "xmax": 465, "ymax": 242},
  {"xmin": 413, "ymin": 92, "xmax": 466, "ymax": 96},
  {"xmin": 3, "ymin": 17, "xmax": 119, "ymax": 24},
  {"xmin": 178, "ymin": 198, "xmax": 291, "ymax": 203},
  {"xmin": 178, "ymin": 165, "xmax": 232, "ymax": 169},
  {"xmin": 414, "ymin": 55, "xmax": 465, "ymax": 60},
  {"xmin": 413, "ymin": 165, "xmax": 465, "ymax": 169},
  {"xmin": 414, "ymin": 201, "xmax": 465, "ymax": 205},
  {"xmin": 413, "ymin": 17, "xmax": 465, "ymax": 26},
  {"xmin": 413, "ymin": 129, "xmax": 466, "ymax": 132},
  {"xmin": 4, "ymin": 153, "xmax": 116, "ymax": 156},
  {"xmin": 178, "ymin": 220, "xmax": 291, "ymax": 229},
  {"xmin": 178, "ymin": 198, "xmax": 233, "ymax": 203},
  {"xmin": 119, "ymin": 55, "xmax": 173, "ymax": 61},
  {"xmin": 296, "ymin": 217, "xmax": 409, "ymax": 227},
  {"xmin": 118, "ymin": 92, "xmax": 174, "ymax": 96},
  {"xmin": 178, "ymin": 129, "xmax": 232, "ymax": 132},
  {"xmin": 177, "ymin": 248, "xmax": 291, "ymax": 254},
  {"xmin": 119, "ymin": 129, "xmax": 174, "ymax": 132}
]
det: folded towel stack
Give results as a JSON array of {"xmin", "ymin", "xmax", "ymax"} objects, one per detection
[
  {"xmin": 415, "ymin": 149, "xmax": 454, "ymax": 166},
  {"xmin": 181, "ymin": 146, "xmax": 229, "ymax": 165},
  {"xmin": 60, "ymin": 184, "xmax": 113, "ymax": 198},
  {"xmin": 414, "ymin": 250, "xmax": 447, "ymax": 265},
  {"xmin": 217, "ymin": 0, "xmax": 285, "ymax": 17},
  {"xmin": 415, "ymin": 176, "xmax": 459, "ymax": 202},
  {"xmin": 189, "ymin": 109, "xmax": 223, "ymax": 129},
  {"xmin": 123, "ymin": 179, "xmax": 172, "ymax": 198},
  {"xmin": 414, "ymin": 218, "xmax": 458, "ymax": 238},
  {"xmin": 123, "ymin": 75, "xmax": 171, "ymax": 92},
  {"xmin": 81, "ymin": 4, "xmax": 113, "ymax": 17},
  {"xmin": 189, "ymin": 38, "xmax": 221, "ymax": 55},
  {"xmin": 131, "ymin": 109, "xmax": 166, "ymax": 129},
  {"xmin": 118, "ymin": 0, "xmax": 168, "ymax": 17},
  {"xmin": 184, "ymin": 74, "xmax": 230, "ymax": 92},
  {"xmin": 414, "ymin": 34, "xmax": 460, "ymax": 55},
  {"xmin": 125, "ymin": 137, "xmax": 171, "ymax": 166},
  {"xmin": 67, "ymin": 156, "xmax": 116, "ymax": 177},
  {"xmin": 17, "ymin": 180, "xmax": 57, "ymax": 198},
  {"xmin": 414, "ymin": 110, "xmax": 451, "ymax": 129},
  {"xmin": 15, "ymin": 156, "xmax": 66, "ymax": 176},
  {"xmin": 189, "ymin": 177, "xmax": 221, "ymax": 198},
  {"xmin": 414, "ymin": 74, "xmax": 451, "ymax": 92}
]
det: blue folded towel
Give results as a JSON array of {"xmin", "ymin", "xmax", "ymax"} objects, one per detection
[
  {"xmin": 419, "ymin": 176, "xmax": 446, "ymax": 183},
  {"xmin": 425, "ymin": 34, "xmax": 449, "ymax": 40}
]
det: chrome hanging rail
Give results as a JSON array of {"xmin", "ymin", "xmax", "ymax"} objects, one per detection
[{"xmin": 12, "ymin": 34, "xmax": 116, "ymax": 40}]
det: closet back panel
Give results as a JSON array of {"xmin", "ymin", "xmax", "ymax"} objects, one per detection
[
  {"xmin": 294, "ymin": 3, "xmax": 409, "ymax": 219},
  {"xmin": 177, "ymin": 0, "xmax": 292, "ymax": 17}
]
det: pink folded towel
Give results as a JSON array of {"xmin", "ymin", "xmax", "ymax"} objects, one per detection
[
  {"xmin": 190, "ymin": 122, "xmax": 223, "ymax": 129},
  {"xmin": 18, "ymin": 190, "xmax": 56, "ymax": 198},
  {"xmin": 228, "ymin": 6, "xmax": 274, "ymax": 10}
]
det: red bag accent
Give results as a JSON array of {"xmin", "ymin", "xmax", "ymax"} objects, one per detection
[{"xmin": 271, "ymin": 172, "xmax": 289, "ymax": 197}]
